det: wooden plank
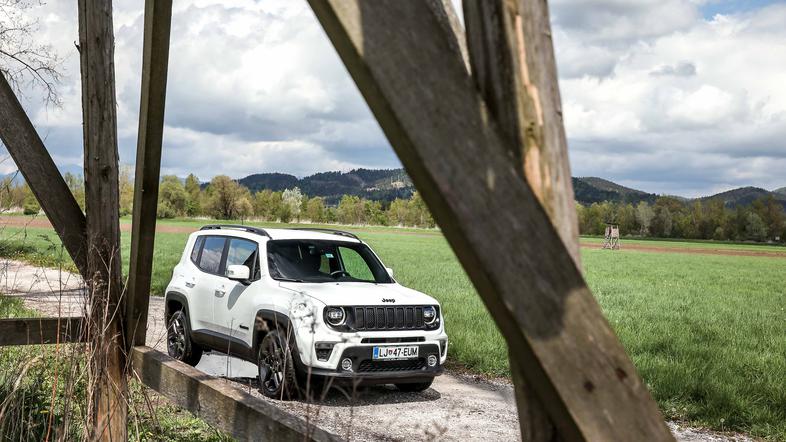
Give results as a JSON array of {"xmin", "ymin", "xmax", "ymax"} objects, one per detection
[
  {"xmin": 0, "ymin": 74, "xmax": 88, "ymax": 278},
  {"xmin": 130, "ymin": 346, "xmax": 341, "ymax": 442},
  {"xmin": 463, "ymin": 0, "xmax": 580, "ymax": 264},
  {"xmin": 306, "ymin": 2, "xmax": 673, "ymax": 441},
  {"xmin": 126, "ymin": 0, "xmax": 173, "ymax": 348},
  {"xmin": 77, "ymin": 1, "xmax": 127, "ymax": 439},
  {"xmin": 463, "ymin": 1, "xmax": 581, "ymax": 439},
  {"xmin": 0, "ymin": 317, "xmax": 85, "ymax": 346}
]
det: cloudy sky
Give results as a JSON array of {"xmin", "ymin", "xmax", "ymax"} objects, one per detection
[{"xmin": 4, "ymin": 0, "xmax": 786, "ymax": 197}]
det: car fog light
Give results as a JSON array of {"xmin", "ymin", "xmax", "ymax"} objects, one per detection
[
  {"xmin": 341, "ymin": 358, "xmax": 353, "ymax": 371},
  {"xmin": 427, "ymin": 355, "xmax": 438, "ymax": 367}
]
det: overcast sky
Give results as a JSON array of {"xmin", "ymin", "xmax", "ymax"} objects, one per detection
[{"xmin": 5, "ymin": 0, "xmax": 786, "ymax": 198}]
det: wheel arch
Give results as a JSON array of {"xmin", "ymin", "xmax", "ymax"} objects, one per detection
[
  {"xmin": 165, "ymin": 291, "xmax": 190, "ymax": 323},
  {"xmin": 252, "ymin": 309, "xmax": 292, "ymax": 351}
]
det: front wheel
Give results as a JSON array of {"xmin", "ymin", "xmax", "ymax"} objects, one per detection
[
  {"xmin": 395, "ymin": 379, "xmax": 434, "ymax": 392},
  {"xmin": 167, "ymin": 310, "xmax": 202, "ymax": 366},
  {"xmin": 257, "ymin": 330, "xmax": 299, "ymax": 400}
]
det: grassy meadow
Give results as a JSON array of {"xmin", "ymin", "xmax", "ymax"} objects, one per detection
[{"xmin": 0, "ymin": 216, "xmax": 784, "ymax": 439}]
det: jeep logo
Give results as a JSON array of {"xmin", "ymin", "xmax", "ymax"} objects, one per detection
[{"xmin": 382, "ymin": 298, "xmax": 396, "ymax": 303}]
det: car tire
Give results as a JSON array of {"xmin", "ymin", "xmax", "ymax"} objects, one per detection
[
  {"xmin": 395, "ymin": 379, "xmax": 434, "ymax": 392},
  {"xmin": 167, "ymin": 310, "xmax": 203, "ymax": 366},
  {"xmin": 257, "ymin": 329, "xmax": 299, "ymax": 400}
]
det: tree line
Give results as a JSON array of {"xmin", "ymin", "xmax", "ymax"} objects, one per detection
[
  {"xmin": 37, "ymin": 172, "xmax": 434, "ymax": 228},
  {"xmin": 6, "ymin": 171, "xmax": 785, "ymax": 241},
  {"xmin": 577, "ymin": 196, "xmax": 786, "ymax": 242}
]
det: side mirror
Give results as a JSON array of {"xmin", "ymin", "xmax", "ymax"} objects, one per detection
[
  {"xmin": 386, "ymin": 267, "xmax": 394, "ymax": 278},
  {"xmin": 226, "ymin": 265, "xmax": 250, "ymax": 281}
]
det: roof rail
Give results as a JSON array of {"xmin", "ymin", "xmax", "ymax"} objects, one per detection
[
  {"xmin": 200, "ymin": 224, "xmax": 271, "ymax": 238},
  {"xmin": 293, "ymin": 227, "xmax": 360, "ymax": 241}
]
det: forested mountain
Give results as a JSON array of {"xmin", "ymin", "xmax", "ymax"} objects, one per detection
[
  {"xmin": 572, "ymin": 177, "xmax": 658, "ymax": 205},
  {"xmin": 237, "ymin": 168, "xmax": 413, "ymax": 204},
  {"xmin": 697, "ymin": 186, "xmax": 786, "ymax": 209},
  {"xmin": 573, "ymin": 177, "xmax": 786, "ymax": 209}
]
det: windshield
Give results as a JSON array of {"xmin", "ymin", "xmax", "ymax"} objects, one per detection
[{"xmin": 267, "ymin": 240, "xmax": 392, "ymax": 284}]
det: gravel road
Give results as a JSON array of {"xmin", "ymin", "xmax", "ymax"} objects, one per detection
[{"xmin": 0, "ymin": 260, "xmax": 752, "ymax": 442}]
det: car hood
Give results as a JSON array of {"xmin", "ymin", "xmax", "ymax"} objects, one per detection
[{"xmin": 277, "ymin": 281, "xmax": 439, "ymax": 307}]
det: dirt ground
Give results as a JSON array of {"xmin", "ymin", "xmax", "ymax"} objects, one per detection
[{"xmin": 0, "ymin": 259, "xmax": 755, "ymax": 442}]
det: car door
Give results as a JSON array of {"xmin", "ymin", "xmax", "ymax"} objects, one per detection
[
  {"xmin": 214, "ymin": 237, "xmax": 261, "ymax": 346},
  {"xmin": 190, "ymin": 235, "xmax": 228, "ymax": 333}
]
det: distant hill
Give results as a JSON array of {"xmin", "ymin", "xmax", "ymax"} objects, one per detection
[
  {"xmin": 237, "ymin": 168, "xmax": 413, "ymax": 204},
  {"xmin": 572, "ymin": 177, "xmax": 658, "ymax": 205},
  {"xmin": 698, "ymin": 186, "xmax": 786, "ymax": 209},
  {"xmin": 207, "ymin": 168, "xmax": 786, "ymax": 210}
]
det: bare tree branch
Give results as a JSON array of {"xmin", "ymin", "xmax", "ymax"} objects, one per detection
[{"xmin": 0, "ymin": 0, "xmax": 62, "ymax": 106}]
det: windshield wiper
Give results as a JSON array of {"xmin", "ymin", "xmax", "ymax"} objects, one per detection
[{"xmin": 276, "ymin": 277, "xmax": 304, "ymax": 283}]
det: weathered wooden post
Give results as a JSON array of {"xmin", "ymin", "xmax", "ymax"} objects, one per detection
[
  {"xmin": 78, "ymin": 0, "xmax": 127, "ymax": 439},
  {"xmin": 463, "ymin": 1, "xmax": 580, "ymax": 438},
  {"xmin": 126, "ymin": 0, "xmax": 173, "ymax": 349}
]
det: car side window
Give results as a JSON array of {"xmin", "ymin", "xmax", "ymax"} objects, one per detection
[
  {"xmin": 226, "ymin": 238, "xmax": 260, "ymax": 280},
  {"xmin": 190, "ymin": 236, "xmax": 205, "ymax": 264},
  {"xmin": 198, "ymin": 236, "xmax": 226, "ymax": 274}
]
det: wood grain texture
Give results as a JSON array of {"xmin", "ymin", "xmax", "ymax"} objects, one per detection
[
  {"xmin": 463, "ymin": 0, "xmax": 580, "ymax": 265},
  {"xmin": 78, "ymin": 1, "xmax": 127, "ymax": 439},
  {"xmin": 463, "ymin": 1, "xmax": 582, "ymax": 438},
  {"xmin": 131, "ymin": 346, "xmax": 341, "ymax": 442},
  {"xmin": 307, "ymin": 2, "xmax": 672, "ymax": 440},
  {"xmin": 0, "ymin": 317, "xmax": 85, "ymax": 346},
  {"xmin": 126, "ymin": 0, "xmax": 172, "ymax": 348},
  {"xmin": 0, "ymin": 75, "xmax": 88, "ymax": 278}
]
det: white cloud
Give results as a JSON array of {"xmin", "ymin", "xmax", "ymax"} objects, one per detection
[
  {"xmin": 4, "ymin": 0, "xmax": 786, "ymax": 197},
  {"xmin": 556, "ymin": 2, "xmax": 786, "ymax": 195}
]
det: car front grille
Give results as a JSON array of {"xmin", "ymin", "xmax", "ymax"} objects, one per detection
[
  {"xmin": 357, "ymin": 358, "xmax": 427, "ymax": 373},
  {"xmin": 350, "ymin": 306, "xmax": 430, "ymax": 331}
]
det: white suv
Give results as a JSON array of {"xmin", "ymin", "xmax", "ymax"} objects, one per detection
[{"xmin": 164, "ymin": 225, "xmax": 448, "ymax": 399}]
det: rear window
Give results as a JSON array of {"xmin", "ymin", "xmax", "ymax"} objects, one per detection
[
  {"xmin": 198, "ymin": 236, "xmax": 226, "ymax": 274},
  {"xmin": 190, "ymin": 236, "xmax": 205, "ymax": 263}
]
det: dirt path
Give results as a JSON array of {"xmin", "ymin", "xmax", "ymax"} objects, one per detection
[
  {"xmin": 581, "ymin": 241, "xmax": 786, "ymax": 259},
  {"xmin": 0, "ymin": 260, "xmax": 753, "ymax": 442}
]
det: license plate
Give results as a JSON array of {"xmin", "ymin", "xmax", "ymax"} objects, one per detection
[{"xmin": 372, "ymin": 345, "xmax": 419, "ymax": 360}]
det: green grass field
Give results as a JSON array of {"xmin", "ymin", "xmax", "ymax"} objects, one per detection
[{"xmin": 0, "ymin": 217, "xmax": 784, "ymax": 439}]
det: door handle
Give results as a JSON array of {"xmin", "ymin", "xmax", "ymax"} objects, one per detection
[
  {"xmin": 215, "ymin": 289, "xmax": 226, "ymax": 296},
  {"xmin": 185, "ymin": 281, "xmax": 195, "ymax": 288}
]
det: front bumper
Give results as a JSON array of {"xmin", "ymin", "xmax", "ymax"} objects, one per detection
[{"xmin": 306, "ymin": 343, "xmax": 443, "ymax": 384}]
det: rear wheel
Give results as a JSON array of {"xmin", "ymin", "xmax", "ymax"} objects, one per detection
[
  {"xmin": 395, "ymin": 379, "xmax": 434, "ymax": 392},
  {"xmin": 257, "ymin": 329, "xmax": 299, "ymax": 400},
  {"xmin": 167, "ymin": 310, "xmax": 202, "ymax": 366}
]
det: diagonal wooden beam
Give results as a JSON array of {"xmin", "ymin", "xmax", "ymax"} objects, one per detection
[
  {"xmin": 126, "ymin": 0, "xmax": 172, "ymax": 348},
  {"xmin": 307, "ymin": 2, "xmax": 672, "ymax": 440},
  {"xmin": 0, "ymin": 74, "xmax": 88, "ymax": 278},
  {"xmin": 463, "ymin": 1, "xmax": 581, "ymax": 439}
]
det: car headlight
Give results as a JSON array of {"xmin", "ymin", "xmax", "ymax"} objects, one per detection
[
  {"xmin": 423, "ymin": 306, "xmax": 437, "ymax": 325},
  {"xmin": 325, "ymin": 307, "xmax": 346, "ymax": 326}
]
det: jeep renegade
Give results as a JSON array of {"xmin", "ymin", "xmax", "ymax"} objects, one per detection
[{"xmin": 164, "ymin": 225, "xmax": 448, "ymax": 399}]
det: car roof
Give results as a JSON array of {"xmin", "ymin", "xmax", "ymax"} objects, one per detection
[{"xmin": 195, "ymin": 225, "xmax": 362, "ymax": 243}]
